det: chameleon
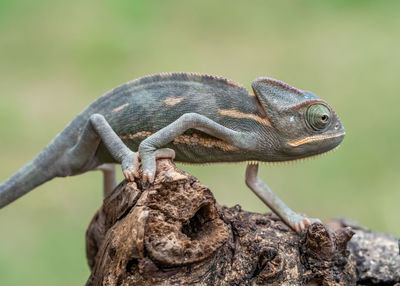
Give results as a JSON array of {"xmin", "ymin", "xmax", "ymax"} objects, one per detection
[{"xmin": 0, "ymin": 72, "xmax": 345, "ymax": 232}]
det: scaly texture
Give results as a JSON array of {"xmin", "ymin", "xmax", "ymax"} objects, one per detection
[{"xmin": 1, "ymin": 73, "xmax": 345, "ymax": 232}]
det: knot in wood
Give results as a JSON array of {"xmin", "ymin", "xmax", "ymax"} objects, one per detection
[
  {"xmin": 256, "ymin": 246, "xmax": 284, "ymax": 283},
  {"xmin": 300, "ymin": 222, "xmax": 356, "ymax": 285},
  {"xmin": 144, "ymin": 177, "xmax": 228, "ymax": 266}
]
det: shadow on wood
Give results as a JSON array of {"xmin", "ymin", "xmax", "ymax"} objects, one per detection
[{"xmin": 85, "ymin": 159, "xmax": 400, "ymax": 285}]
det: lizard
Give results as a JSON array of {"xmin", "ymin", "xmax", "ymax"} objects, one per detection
[{"xmin": 0, "ymin": 72, "xmax": 345, "ymax": 232}]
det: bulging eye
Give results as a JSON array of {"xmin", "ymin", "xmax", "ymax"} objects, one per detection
[{"xmin": 306, "ymin": 104, "xmax": 331, "ymax": 131}]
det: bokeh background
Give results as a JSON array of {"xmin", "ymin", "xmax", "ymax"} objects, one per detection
[{"xmin": 0, "ymin": 0, "xmax": 399, "ymax": 285}]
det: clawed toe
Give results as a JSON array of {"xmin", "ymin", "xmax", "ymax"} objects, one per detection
[
  {"xmin": 123, "ymin": 169, "xmax": 138, "ymax": 182},
  {"xmin": 122, "ymin": 152, "xmax": 139, "ymax": 182},
  {"xmin": 142, "ymin": 170, "xmax": 155, "ymax": 184},
  {"xmin": 289, "ymin": 214, "xmax": 321, "ymax": 232}
]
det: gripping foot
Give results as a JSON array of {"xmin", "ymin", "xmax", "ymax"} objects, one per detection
[{"xmin": 245, "ymin": 163, "xmax": 321, "ymax": 232}]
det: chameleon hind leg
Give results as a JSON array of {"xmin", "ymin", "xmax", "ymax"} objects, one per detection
[
  {"xmin": 245, "ymin": 163, "xmax": 320, "ymax": 232},
  {"xmin": 66, "ymin": 114, "xmax": 139, "ymax": 181},
  {"xmin": 139, "ymin": 113, "xmax": 254, "ymax": 183},
  {"xmin": 95, "ymin": 164, "xmax": 116, "ymax": 198}
]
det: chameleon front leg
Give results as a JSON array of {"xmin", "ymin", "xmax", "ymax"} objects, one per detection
[
  {"xmin": 139, "ymin": 113, "xmax": 254, "ymax": 183},
  {"xmin": 66, "ymin": 114, "xmax": 139, "ymax": 180},
  {"xmin": 245, "ymin": 163, "xmax": 320, "ymax": 232}
]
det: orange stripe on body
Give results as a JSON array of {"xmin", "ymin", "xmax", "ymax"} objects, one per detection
[
  {"xmin": 218, "ymin": 108, "xmax": 272, "ymax": 127},
  {"xmin": 112, "ymin": 103, "xmax": 129, "ymax": 113}
]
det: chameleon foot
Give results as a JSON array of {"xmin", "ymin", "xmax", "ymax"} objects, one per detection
[
  {"xmin": 141, "ymin": 148, "xmax": 176, "ymax": 183},
  {"xmin": 287, "ymin": 213, "xmax": 321, "ymax": 232},
  {"xmin": 122, "ymin": 152, "xmax": 140, "ymax": 181}
]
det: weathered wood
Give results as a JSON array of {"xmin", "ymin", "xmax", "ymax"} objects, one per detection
[{"xmin": 85, "ymin": 160, "xmax": 400, "ymax": 286}]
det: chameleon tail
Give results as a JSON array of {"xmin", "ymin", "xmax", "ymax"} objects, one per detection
[{"xmin": 0, "ymin": 153, "xmax": 56, "ymax": 209}]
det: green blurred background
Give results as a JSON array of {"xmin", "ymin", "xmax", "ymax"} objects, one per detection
[{"xmin": 0, "ymin": 0, "xmax": 399, "ymax": 285}]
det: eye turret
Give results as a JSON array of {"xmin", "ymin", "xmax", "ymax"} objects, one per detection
[{"xmin": 306, "ymin": 104, "xmax": 331, "ymax": 131}]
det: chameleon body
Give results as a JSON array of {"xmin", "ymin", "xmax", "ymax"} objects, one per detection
[{"xmin": 0, "ymin": 73, "xmax": 345, "ymax": 231}]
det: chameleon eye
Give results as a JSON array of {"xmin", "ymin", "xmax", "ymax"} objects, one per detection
[{"xmin": 306, "ymin": 104, "xmax": 331, "ymax": 131}]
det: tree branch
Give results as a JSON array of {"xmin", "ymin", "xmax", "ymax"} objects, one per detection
[{"xmin": 85, "ymin": 159, "xmax": 400, "ymax": 286}]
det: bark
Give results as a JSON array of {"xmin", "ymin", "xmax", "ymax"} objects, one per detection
[{"xmin": 85, "ymin": 159, "xmax": 400, "ymax": 286}]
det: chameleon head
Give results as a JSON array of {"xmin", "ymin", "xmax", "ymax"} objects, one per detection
[{"xmin": 252, "ymin": 77, "xmax": 345, "ymax": 161}]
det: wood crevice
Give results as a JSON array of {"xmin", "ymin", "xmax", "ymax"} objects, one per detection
[{"xmin": 85, "ymin": 159, "xmax": 400, "ymax": 286}]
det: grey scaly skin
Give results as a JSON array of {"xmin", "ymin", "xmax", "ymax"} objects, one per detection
[{"xmin": 0, "ymin": 73, "xmax": 345, "ymax": 232}]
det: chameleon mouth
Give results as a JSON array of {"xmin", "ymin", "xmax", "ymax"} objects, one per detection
[{"xmin": 287, "ymin": 131, "xmax": 346, "ymax": 147}]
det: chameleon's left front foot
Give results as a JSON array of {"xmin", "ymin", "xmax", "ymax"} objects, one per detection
[{"xmin": 139, "ymin": 148, "xmax": 176, "ymax": 183}]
